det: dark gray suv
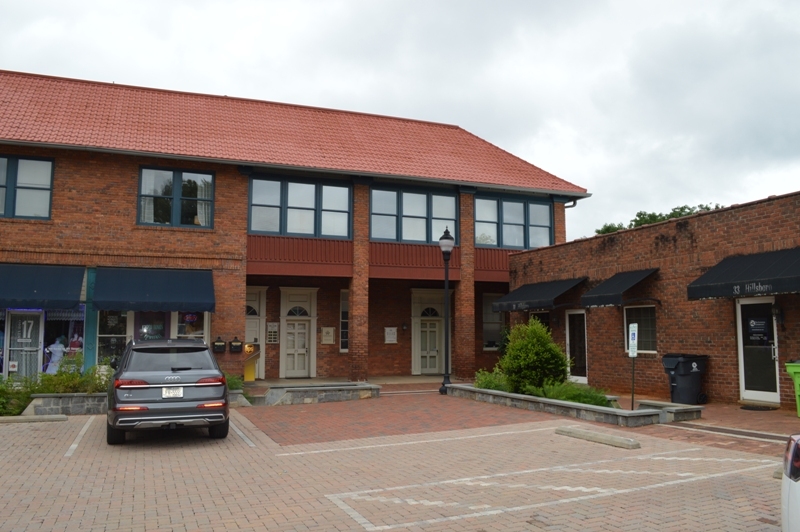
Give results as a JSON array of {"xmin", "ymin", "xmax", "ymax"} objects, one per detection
[{"xmin": 106, "ymin": 339, "xmax": 229, "ymax": 445}]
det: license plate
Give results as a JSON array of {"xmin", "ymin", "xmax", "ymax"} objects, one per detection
[{"xmin": 162, "ymin": 387, "xmax": 183, "ymax": 399}]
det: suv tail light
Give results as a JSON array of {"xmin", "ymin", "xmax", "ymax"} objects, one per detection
[
  {"xmin": 115, "ymin": 379, "xmax": 150, "ymax": 389},
  {"xmin": 197, "ymin": 402, "xmax": 226, "ymax": 408},
  {"xmin": 785, "ymin": 434, "xmax": 800, "ymax": 481},
  {"xmin": 197, "ymin": 376, "xmax": 226, "ymax": 386}
]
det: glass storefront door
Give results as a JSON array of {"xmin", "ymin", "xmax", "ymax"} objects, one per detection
[
  {"xmin": 5, "ymin": 312, "xmax": 44, "ymax": 379},
  {"xmin": 737, "ymin": 298, "xmax": 780, "ymax": 403}
]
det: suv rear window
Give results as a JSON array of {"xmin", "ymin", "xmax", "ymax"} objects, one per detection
[{"xmin": 127, "ymin": 348, "xmax": 216, "ymax": 372}]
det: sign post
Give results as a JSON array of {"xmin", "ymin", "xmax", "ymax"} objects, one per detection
[{"xmin": 629, "ymin": 323, "xmax": 638, "ymax": 410}]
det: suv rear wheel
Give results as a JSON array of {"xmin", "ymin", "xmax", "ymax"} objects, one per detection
[
  {"xmin": 107, "ymin": 423, "xmax": 126, "ymax": 445},
  {"xmin": 208, "ymin": 419, "xmax": 229, "ymax": 439}
]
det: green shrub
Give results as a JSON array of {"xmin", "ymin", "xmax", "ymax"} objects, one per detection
[
  {"xmin": 0, "ymin": 376, "xmax": 37, "ymax": 416},
  {"xmin": 524, "ymin": 381, "xmax": 610, "ymax": 407},
  {"xmin": 474, "ymin": 367, "xmax": 510, "ymax": 392},
  {"xmin": 38, "ymin": 354, "xmax": 108, "ymax": 394},
  {"xmin": 498, "ymin": 317, "xmax": 568, "ymax": 393},
  {"xmin": 225, "ymin": 373, "xmax": 244, "ymax": 391}
]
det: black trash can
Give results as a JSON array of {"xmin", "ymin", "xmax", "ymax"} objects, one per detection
[{"xmin": 661, "ymin": 354, "xmax": 709, "ymax": 405}]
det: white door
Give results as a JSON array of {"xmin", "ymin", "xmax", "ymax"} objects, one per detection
[
  {"xmin": 737, "ymin": 298, "xmax": 780, "ymax": 403},
  {"xmin": 5, "ymin": 312, "xmax": 44, "ymax": 379},
  {"xmin": 285, "ymin": 320, "xmax": 310, "ymax": 378},
  {"xmin": 420, "ymin": 320, "xmax": 440, "ymax": 375}
]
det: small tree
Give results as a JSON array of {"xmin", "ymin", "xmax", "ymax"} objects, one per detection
[{"xmin": 498, "ymin": 317, "xmax": 568, "ymax": 393}]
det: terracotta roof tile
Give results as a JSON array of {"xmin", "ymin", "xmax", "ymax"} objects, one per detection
[{"xmin": 0, "ymin": 70, "xmax": 587, "ymax": 196}]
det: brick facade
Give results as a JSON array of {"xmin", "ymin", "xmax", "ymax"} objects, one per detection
[{"xmin": 508, "ymin": 191, "xmax": 800, "ymax": 406}]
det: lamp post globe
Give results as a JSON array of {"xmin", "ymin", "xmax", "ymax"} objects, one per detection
[{"xmin": 439, "ymin": 227, "xmax": 454, "ymax": 394}]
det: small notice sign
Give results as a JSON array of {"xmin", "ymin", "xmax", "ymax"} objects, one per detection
[
  {"xmin": 384, "ymin": 327, "xmax": 398, "ymax": 344},
  {"xmin": 628, "ymin": 323, "xmax": 638, "ymax": 358},
  {"xmin": 321, "ymin": 327, "xmax": 335, "ymax": 345}
]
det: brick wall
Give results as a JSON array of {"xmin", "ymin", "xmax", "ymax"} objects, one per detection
[
  {"xmin": 0, "ymin": 146, "xmax": 248, "ymax": 373},
  {"xmin": 508, "ymin": 191, "xmax": 800, "ymax": 405}
]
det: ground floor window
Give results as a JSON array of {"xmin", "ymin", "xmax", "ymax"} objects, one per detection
[
  {"xmin": 624, "ymin": 306, "xmax": 657, "ymax": 352},
  {"xmin": 97, "ymin": 310, "xmax": 210, "ymax": 363},
  {"xmin": 483, "ymin": 294, "xmax": 503, "ymax": 349},
  {"xmin": 530, "ymin": 311, "xmax": 550, "ymax": 330}
]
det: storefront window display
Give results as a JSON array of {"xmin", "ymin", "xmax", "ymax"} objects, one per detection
[
  {"xmin": 43, "ymin": 306, "xmax": 84, "ymax": 374},
  {"xmin": 177, "ymin": 312, "xmax": 205, "ymax": 339},
  {"xmin": 138, "ymin": 312, "xmax": 167, "ymax": 340}
]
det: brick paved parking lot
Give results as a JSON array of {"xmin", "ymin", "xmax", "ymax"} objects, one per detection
[{"xmin": 0, "ymin": 394, "xmax": 784, "ymax": 531}]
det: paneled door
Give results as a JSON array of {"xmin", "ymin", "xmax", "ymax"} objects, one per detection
[
  {"xmin": 285, "ymin": 320, "xmax": 310, "ymax": 378},
  {"xmin": 420, "ymin": 320, "xmax": 440, "ymax": 374}
]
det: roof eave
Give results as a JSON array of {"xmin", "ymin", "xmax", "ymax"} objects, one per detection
[{"xmin": 0, "ymin": 139, "xmax": 591, "ymax": 199}]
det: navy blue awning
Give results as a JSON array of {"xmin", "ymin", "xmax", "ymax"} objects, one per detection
[
  {"xmin": 688, "ymin": 247, "xmax": 800, "ymax": 300},
  {"xmin": 94, "ymin": 268, "xmax": 215, "ymax": 312},
  {"xmin": 0, "ymin": 264, "xmax": 85, "ymax": 309},
  {"xmin": 580, "ymin": 269, "xmax": 659, "ymax": 307},
  {"xmin": 493, "ymin": 278, "xmax": 587, "ymax": 312}
]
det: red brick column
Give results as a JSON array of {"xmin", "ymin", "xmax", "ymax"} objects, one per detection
[
  {"xmin": 453, "ymin": 192, "xmax": 476, "ymax": 380},
  {"xmin": 553, "ymin": 202, "xmax": 567, "ymax": 244},
  {"xmin": 349, "ymin": 182, "xmax": 370, "ymax": 381}
]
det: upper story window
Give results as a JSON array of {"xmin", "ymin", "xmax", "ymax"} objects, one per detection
[
  {"xmin": 371, "ymin": 188, "xmax": 457, "ymax": 243},
  {"xmin": 138, "ymin": 168, "xmax": 214, "ymax": 228},
  {"xmin": 249, "ymin": 178, "xmax": 351, "ymax": 238},
  {"xmin": 0, "ymin": 156, "xmax": 54, "ymax": 219},
  {"xmin": 474, "ymin": 197, "xmax": 552, "ymax": 249}
]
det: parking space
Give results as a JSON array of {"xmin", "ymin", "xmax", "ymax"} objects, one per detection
[{"xmin": 0, "ymin": 396, "xmax": 784, "ymax": 531}]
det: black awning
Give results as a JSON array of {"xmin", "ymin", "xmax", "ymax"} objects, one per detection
[
  {"xmin": 688, "ymin": 247, "xmax": 800, "ymax": 300},
  {"xmin": 580, "ymin": 268, "xmax": 659, "ymax": 307},
  {"xmin": 0, "ymin": 264, "xmax": 85, "ymax": 310},
  {"xmin": 493, "ymin": 278, "xmax": 587, "ymax": 312},
  {"xmin": 94, "ymin": 268, "xmax": 215, "ymax": 312}
]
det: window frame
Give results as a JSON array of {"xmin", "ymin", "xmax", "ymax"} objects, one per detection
[
  {"xmin": 369, "ymin": 185, "xmax": 459, "ymax": 244},
  {"xmin": 248, "ymin": 176, "xmax": 352, "ymax": 239},
  {"xmin": 624, "ymin": 305, "xmax": 657, "ymax": 353},
  {"xmin": 474, "ymin": 194, "xmax": 553, "ymax": 249},
  {"xmin": 0, "ymin": 155, "xmax": 55, "ymax": 220},
  {"xmin": 482, "ymin": 293, "xmax": 504, "ymax": 351},
  {"xmin": 137, "ymin": 167, "xmax": 215, "ymax": 229}
]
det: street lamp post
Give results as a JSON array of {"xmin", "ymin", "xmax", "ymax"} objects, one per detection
[{"xmin": 438, "ymin": 227, "xmax": 455, "ymax": 395}]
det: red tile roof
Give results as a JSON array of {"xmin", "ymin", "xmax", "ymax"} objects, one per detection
[{"xmin": 0, "ymin": 70, "xmax": 587, "ymax": 196}]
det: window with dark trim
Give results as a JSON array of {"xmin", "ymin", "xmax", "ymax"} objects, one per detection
[
  {"xmin": 474, "ymin": 196, "xmax": 552, "ymax": 249},
  {"xmin": 249, "ymin": 178, "xmax": 351, "ymax": 238},
  {"xmin": 483, "ymin": 294, "xmax": 503, "ymax": 349},
  {"xmin": 0, "ymin": 156, "xmax": 54, "ymax": 219},
  {"xmin": 370, "ymin": 188, "xmax": 457, "ymax": 243},
  {"xmin": 340, "ymin": 290, "xmax": 349, "ymax": 352},
  {"xmin": 624, "ymin": 306, "xmax": 657, "ymax": 352},
  {"xmin": 138, "ymin": 168, "xmax": 214, "ymax": 228}
]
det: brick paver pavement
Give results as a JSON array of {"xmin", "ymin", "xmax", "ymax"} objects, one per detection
[{"xmin": 0, "ymin": 393, "xmax": 786, "ymax": 531}]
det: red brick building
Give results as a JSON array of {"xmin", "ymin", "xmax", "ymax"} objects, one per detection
[
  {"xmin": 0, "ymin": 70, "xmax": 588, "ymax": 382},
  {"xmin": 500, "ymin": 192, "xmax": 800, "ymax": 407}
]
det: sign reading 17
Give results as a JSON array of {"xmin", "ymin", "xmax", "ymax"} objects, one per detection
[{"xmin": 17, "ymin": 320, "xmax": 35, "ymax": 340}]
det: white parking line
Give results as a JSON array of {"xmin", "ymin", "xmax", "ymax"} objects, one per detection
[
  {"xmin": 64, "ymin": 416, "xmax": 94, "ymax": 457},
  {"xmin": 327, "ymin": 448, "xmax": 780, "ymax": 531},
  {"xmin": 230, "ymin": 420, "xmax": 256, "ymax": 447},
  {"xmin": 276, "ymin": 426, "xmax": 564, "ymax": 457}
]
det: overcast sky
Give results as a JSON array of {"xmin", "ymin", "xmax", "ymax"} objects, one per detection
[{"xmin": 1, "ymin": 0, "xmax": 798, "ymax": 239}]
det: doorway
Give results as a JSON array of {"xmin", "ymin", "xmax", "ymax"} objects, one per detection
[
  {"xmin": 285, "ymin": 320, "xmax": 310, "ymax": 378},
  {"xmin": 419, "ymin": 319, "xmax": 441, "ymax": 375},
  {"xmin": 736, "ymin": 297, "xmax": 780, "ymax": 404},
  {"xmin": 566, "ymin": 310, "xmax": 587, "ymax": 383},
  {"xmin": 4, "ymin": 311, "xmax": 44, "ymax": 379}
]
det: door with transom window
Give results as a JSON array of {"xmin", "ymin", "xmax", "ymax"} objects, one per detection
[{"xmin": 4, "ymin": 312, "xmax": 44, "ymax": 379}]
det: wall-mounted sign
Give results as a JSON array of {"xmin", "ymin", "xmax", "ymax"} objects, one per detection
[
  {"xmin": 384, "ymin": 327, "xmax": 398, "ymax": 344},
  {"xmin": 8, "ymin": 361, "xmax": 18, "ymax": 372},
  {"xmin": 321, "ymin": 327, "xmax": 335, "ymax": 345}
]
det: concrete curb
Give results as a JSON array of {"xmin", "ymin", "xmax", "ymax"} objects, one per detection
[
  {"xmin": 555, "ymin": 426, "xmax": 641, "ymax": 449},
  {"xmin": 0, "ymin": 415, "xmax": 68, "ymax": 423}
]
